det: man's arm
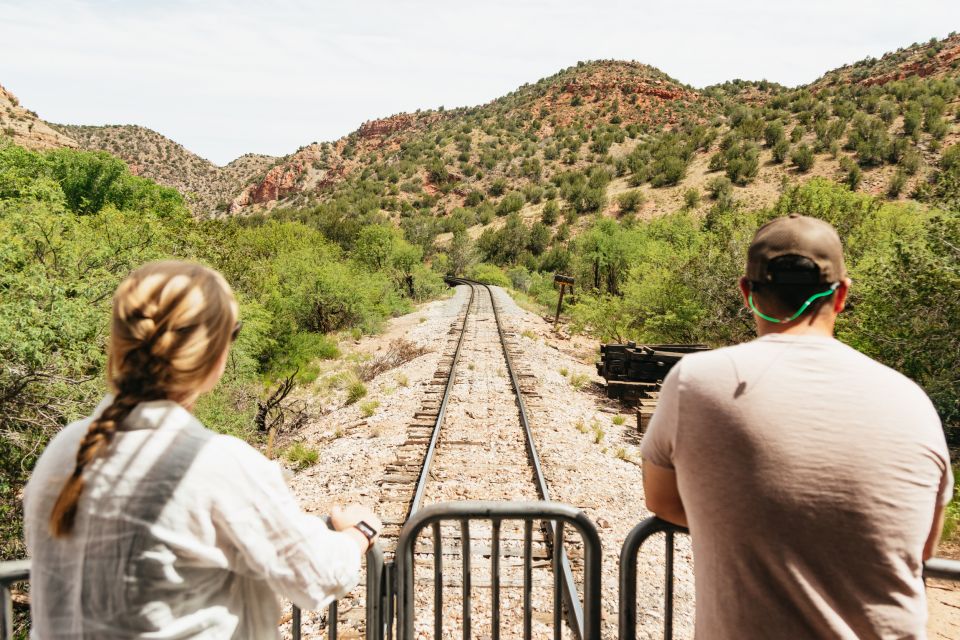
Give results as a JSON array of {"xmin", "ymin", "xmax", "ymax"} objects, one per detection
[
  {"xmin": 924, "ymin": 502, "xmax": 946, "ymax": 562},
  {"xmin": 642, "ymin": 459, "xmax": 688, "ymax": 528}
]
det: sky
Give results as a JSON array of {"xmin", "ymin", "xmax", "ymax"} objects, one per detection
[{"xmin": 2, "ymin": 1, "xmax": 959, "ymax": 165}]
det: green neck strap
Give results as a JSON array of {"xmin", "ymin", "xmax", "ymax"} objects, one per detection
[{"xmin": 749, "ymin": 282, "xmax": 840, "ymax": 324}]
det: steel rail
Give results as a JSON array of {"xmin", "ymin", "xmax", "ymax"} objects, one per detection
[
  {"xmin": 478, "ymin": 279, "xmax": 585, "ymax": 640},
  {"xmin": 407, "ymin": 279, "xmax": 475, "ymax": 516},
  {"xmin": 407, "ymin": 278, "xmax": 584, "ymax": 640}
]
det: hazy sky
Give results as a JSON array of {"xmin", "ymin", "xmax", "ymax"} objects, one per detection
[{"xmin": 2, "ymin": 1, "xmax": 959, "ymax": 165}]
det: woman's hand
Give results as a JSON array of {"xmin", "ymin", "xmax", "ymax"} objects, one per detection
[{"xmin": 330, "ymin": 504, "xmax": 382, "ymax": 553}]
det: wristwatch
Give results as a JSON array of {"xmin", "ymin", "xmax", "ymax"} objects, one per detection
[{"xmin": 352, "ymin": 520, "xmax": 379, "ymax": 548}]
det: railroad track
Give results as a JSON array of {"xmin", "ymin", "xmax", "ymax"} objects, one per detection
[{"xmin": 375, "ymin": 278, "xmax": 584, "ymax": 639}]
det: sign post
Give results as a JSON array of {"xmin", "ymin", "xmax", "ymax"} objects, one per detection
[{"xmin": 553, "ymin": 274, "xmax": 575, "ymax": 328}]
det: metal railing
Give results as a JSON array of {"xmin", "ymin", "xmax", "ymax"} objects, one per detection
[
  {"xmin": 618, "ymin": 516, "xmax": 960, "ymax": 640},
  {"xmin": 1, "ymin": 560, "xmax": 29, "ymax": 640},
  {"xmin": 618, "ymin": 517, "xmax": 688, "ymax": 640},
  {"xmin": 395, "ymin": 501, "xmax": 603, "ymax": 640},
  {"xmin": 1, "ymin": 545, "xmax": 383, "ymax": 640},
  {"xmin": 433, "ymin": 279, "xmax": 585, "ymax": 638}
]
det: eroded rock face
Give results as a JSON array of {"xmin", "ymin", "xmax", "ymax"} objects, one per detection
[
  {"xmin": 815, "ymin": 33, "xmax": 960, "ymax": 90},
  {"xmin": 0, "ymin": 84, "xmax": 77, "ymax": 150}
]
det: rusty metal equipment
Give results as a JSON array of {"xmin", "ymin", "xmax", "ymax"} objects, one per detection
[
  {"xmin": 596, "ymin": 343, "xmax": 710, "ymax": 432},
  {"xmin": 597, "ymin": 343, "xmax": 709, "ymax": 392}
]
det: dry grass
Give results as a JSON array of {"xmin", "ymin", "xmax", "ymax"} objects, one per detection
[{"xmin": 355, "ymin": 339, "xmax": 429, "ymax": 381}]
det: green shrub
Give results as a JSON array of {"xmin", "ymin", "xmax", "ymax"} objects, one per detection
[
  {"xmin": 284, "ymin": 443, "xmax": 319, "ymax": 470},
  {"xmin": 346, "ymin": 380, "xmax": 368, "ymax": 405},
  {"xmin": 791, "ymin": 144, "xmax": 815, "ymax": 172},
  {"xmin": 359, "ymin": 400, "xmax": 379, "ymax": 417},
  {"xmin": 840, "ymin": 156, "xmax": 862, "ymax": 191},
  {"xmin": 706, "ymin": 176, "xmax": 733, "ymax": 200},
  {"xmin": 887, "ymin": 169, "xmax": 908, "ymax": 198},
  {"xmin": 541, "ymin": 200, "xmax": 559, "ymax": 225},
  {"xmin": 468, "ymin": 262, "xmax": 511, "ymax": 287},
  {"xmin": 617, "ymin": 189, "xmax": 645, "ymax": 213},
  {"xmin": 496, "ymin": 191, "xmax": 525, "ymax": 216},
  {"xmin": 772, "ymin": 139, "xmax": 791, "ymax": 164},
  {"xmin": 684, "ymin": 188, "xmax": 701, "ymax": 209}
]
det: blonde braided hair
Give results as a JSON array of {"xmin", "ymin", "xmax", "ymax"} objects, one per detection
[{"xmin": 50, "ymin": 261, "xmax": 238, "ymax": 537}]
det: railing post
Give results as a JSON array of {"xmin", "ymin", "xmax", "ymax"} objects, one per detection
[
  {"xmin": 0, "ymin": 561, "xmax": 29, "ymax": 640},
  {"xmin": 618, "ymin": 518, "xmax": 688, "ymax": 640},
  {"xmin": 395, "ymin": 501, "xmax": 601, "ymax": 640}
]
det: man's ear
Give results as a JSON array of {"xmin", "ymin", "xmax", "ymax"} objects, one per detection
[
  {"xmin": 834, "ymin": 277, "xmax": 851, "ymax": 313},
  {"xmin": 738, "ymin": 277, "xmax": 752, "ymax": 308}
]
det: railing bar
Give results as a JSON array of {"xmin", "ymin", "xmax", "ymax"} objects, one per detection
[
  {"xmin": 492, "ymin": 518, "xmax": 501, "ymax": 640},
  {"xmin": 2, "ymin": 582, "xmax": 12, "ymax": 640},
  {"xmin": 292, "ymin": 606, "xmax": 301, "ymax": 640},
  {"xmin": 664, "ymin": 532, "xmax": 674, "ymax": 640},
  {"xmin": 462, "ymin": 519, "xmax": 471, "ymax": 640},
  {"xmin": 524, "ymin": 519, "xmax": 533, "ymax": 640},
  {"xmin": 433, "ymin": 522, "xmax": 443, "ymax": 640},
  {"xmin": 329, "ymin": 601, "xmax": 338, "ymax": 640},
  {"xmin": 386, "ymin": 562, "xmax": 395, "ymax": 640},
  {"xmin": 553, "ymin": 520, "xmax": 565, "ymax": 640},
  {"xmin": 367, "ymin": 547, "xmax": 385, "ymax": 640}
]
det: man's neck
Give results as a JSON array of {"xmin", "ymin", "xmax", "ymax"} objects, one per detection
[{"xmin": 755, "ymin": 314, "xmax": 836, "ymax": 338}]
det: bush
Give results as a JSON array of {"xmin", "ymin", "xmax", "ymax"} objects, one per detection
[
  {"xmin": 617, "ymin": 189, "xmax": 645, "ymax": 213},
  {"xmin": 468, "ymin": 262, "xmax": 511, "ymax": 287},
  {"xmin": 706, "ymin": 176, "xmax": 733, "ymax": 200},
  {"xmin": 888, "ymin": 169, "xmax": 908, "ymax": 198},
  {"xmin": 541, "ymin": 200, "xmax": 559, "ymax": 225},
  {"xmin": 684, "ymin": 188, "xmax": 701, "ymax": 209},
  {"xmin": 847, "ymin": 114, "xmax": 890, "ymax": 166},
  {"xmin": 839, "ymin": 156, "xmax": 862, "ymax": 191},
  {"xmin": 772, "ymin": 139, "xmax": 791, "ymax": 164},
  {"xmin": 359, "ymin": 400, "xmax": 380, "ymax": 418},
  {"xmin": 724, "ymin": 142, "xmax": 760, "ymax": 185},
  {"xmin": 346, "ymin": 380, "xmax": 367, "ymax": 405},
  {"xmin": 791, "ymin": 144, "xmax": 815, "ymax": 172},
  {"xmin": 496, "ymin": 191, "xmax": 525, "ymax": 216},
  {"xmin": 284, "ymin": 443, "xmax": 320, "ymax": 470}
]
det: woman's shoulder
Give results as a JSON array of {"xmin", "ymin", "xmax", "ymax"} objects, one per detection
[{"xmin": 193, "ymin": 431, "xmax": 285, "ymax": 484}]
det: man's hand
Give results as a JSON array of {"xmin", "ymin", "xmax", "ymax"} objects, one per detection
[{"xmin": 331, "ymin": 504, "xmax": 383, "ymax": 553}]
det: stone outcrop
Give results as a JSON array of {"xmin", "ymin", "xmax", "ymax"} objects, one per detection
[{"xmin": 0, "ymin": 84, "xmax": 77, "ymax": 150}]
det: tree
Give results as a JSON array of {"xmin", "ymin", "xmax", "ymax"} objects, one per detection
[
  {"xmin": 528, "ymin": 222, "xmax": 550, "ymax": 255},
  {"xmin": 354, "ymin": 224, "xmax": 396, "ymax": 271}
]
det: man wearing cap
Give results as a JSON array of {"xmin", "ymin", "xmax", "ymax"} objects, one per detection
[{"xmin": 640, "ymin": 214, "xmax": 953, "ymax": 638}]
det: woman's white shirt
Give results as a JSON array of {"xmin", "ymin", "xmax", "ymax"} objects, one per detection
[{"xmin": 24, "ymin": 397, "xmax": 361, "ymax": 639}]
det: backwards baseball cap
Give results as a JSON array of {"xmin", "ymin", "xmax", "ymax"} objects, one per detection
[{"xmin": 746, "ymin": 213, "xmax": 847, "ymax": 285}]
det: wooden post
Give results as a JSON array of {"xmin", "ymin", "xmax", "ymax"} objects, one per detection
[
  {"xmin": 554, "ymin": 284, "xmax": 567, "ymax": 327},
  {"xmin": 552, "ymin": 274, "xmax": 575, "ymax": 328}
]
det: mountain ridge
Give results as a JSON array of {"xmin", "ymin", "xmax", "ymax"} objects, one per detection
[{"xmin": 2, "ymin": 32, "xmax": 958, "ymax": 220}]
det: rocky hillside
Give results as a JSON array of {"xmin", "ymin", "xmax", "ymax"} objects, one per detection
[
  {"xmin": 54, "ymin": 124, "xmax": 276, "ymax": 215},
  {"xmin": 813, "ymin": 32, "xmax": 960, "ymax": 90},
  {"xmin": 229, "ymin": 60, "xmax": 713, "ymax": 216},
  {"xmin": 0, "ymin": 84, "xmax": 77, "ymax": 150},
  {"xmin": 3, "ymin": 33, "xmax": 958, "ymax": 222}
]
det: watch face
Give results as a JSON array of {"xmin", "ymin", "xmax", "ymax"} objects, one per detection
[{"xmin": 355, "ymin": 520, "xmax": 377, "ymax": 540}]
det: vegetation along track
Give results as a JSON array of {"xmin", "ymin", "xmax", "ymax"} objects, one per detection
[{"xmin": 375, "ymin": 278, "xmax": 584, "ymax": 639}]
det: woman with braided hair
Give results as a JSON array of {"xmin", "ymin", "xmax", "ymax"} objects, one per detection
[{"xmin": 24, "ymin": 261, "xmax": 381, "ymax": 639}]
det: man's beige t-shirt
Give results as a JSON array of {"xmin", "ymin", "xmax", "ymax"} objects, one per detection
[{"xmin": 641, "ymin": 333, "xmax": 953, "ymax": 639}]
